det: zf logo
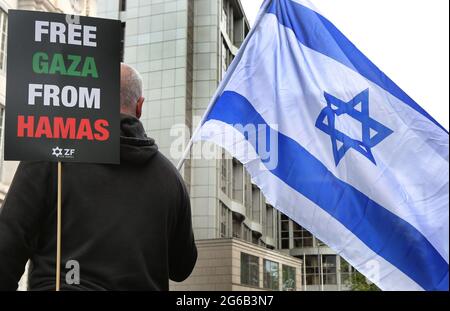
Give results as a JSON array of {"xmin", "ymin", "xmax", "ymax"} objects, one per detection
[{"xmin": 52, "ymin": 146, "xmax": 76, "ymax": 159}]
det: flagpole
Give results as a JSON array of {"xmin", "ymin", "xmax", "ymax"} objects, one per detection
[
  {"xmin": 176, "ymin": 0, "xmax": 273, "ymax": 171},
  {"xmin": 56, "ymin": 161, "xmax": 62, "ymax": 291}
]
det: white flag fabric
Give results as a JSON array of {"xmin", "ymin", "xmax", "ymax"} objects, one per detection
[{"xmin": 193, "ymin": 0, "xmax": 449, "ymax": 291}]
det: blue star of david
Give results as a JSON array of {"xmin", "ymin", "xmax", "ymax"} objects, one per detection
[{"xmin": 315, "ymin": 89, "xmax": 393, "ymax": 166}]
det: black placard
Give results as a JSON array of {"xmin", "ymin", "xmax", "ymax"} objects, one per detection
[{"xmin": 4, "ymin": 10, "xmax": 120, "ymax": 164}]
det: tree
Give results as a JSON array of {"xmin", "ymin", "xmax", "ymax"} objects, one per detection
[{"xmin": 350, "ymin": 271, "xmax": 381, "ymax": 291}]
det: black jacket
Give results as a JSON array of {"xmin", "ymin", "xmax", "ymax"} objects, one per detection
[{"xmin": 0, "ymin": 114, "xmax": 197, "ymax": 290}]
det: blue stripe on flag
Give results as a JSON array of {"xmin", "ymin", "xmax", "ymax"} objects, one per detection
[
  {"xmin": 267, "ymin": 0, "xmax": 448, "ymax": 134},
  {"xmin": 206, "ymin": 90, "xmax": 449, "ymax": 291}
]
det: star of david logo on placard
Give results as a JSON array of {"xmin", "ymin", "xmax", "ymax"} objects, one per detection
[
  {"xmin": 315, "ymin": 89, "xmax": 393, "ymax": 166},
  {"xmin": 52, "ymin": 147, "xmax": 63, "ymax": 158}
]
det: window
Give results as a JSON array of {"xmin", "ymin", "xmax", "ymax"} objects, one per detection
[
  {"xmin": 244, "ymin": 172, "xmax": 252, "ymax": 218},
  {"xmin": 340, "ymin": 257, "xmax": 355, "ymax": 286},
  {"xmin": 241, "ymin": 253, "xmax": 259, "ymax": 287},
  {"xmin": 266, "ymin": 205, "xmax": 274, "ymax": 239},
  {"xmin": 220, "ymin": 203, "xmax": 230, "ymax": 238},
  {"xmin": 0, "ymin": 103, "xmax": 5, "ymax": 175},
  {"xmin": 0, "ymin": 9, "xmax": 8, "ymax": 71},
  {"xmin": 221, "ymin": 1, "xmax": 228, "ymax": 35},
  {"xmin": 232, "ymin": 213, "xmax": 242, "ymax": 238},
  {"xmin": 221, "ymin": 40, "xmax": 228, "ymax": 78},
  {"xmin": 252, "ymin": 232, "xmax": 260, "ymax": 245},
  {"xmin": 120, "ymin": 22, "xmax": 126, "ymax": 62},
  {"xmin": 221, "ymin": 0, "xmax": 233, "ymax": 39},
  {"xmin": 220, "ymin": 150, "xmax": 231, "ymax": 196},
  {"xmin": 261, "ymin": 199, "xmax": 266, "ymax": 236},
  {"xmin": 0, "ymin": 105, "xmax": 4, "ymax": 173},
  {"xmin": 293, "ymin": 223, "xmax": 314, "ymax": 248},
  {"xmin": 280, "ymin": 214, "xmax": 290, "ymax": 249},
  {"xmin": 322, "ymin": 255, "xmax": 337, "ymax": 285},
  {"xmin": 0, "ymin": 105, "xmax": 4, "ymax": 137},
  {"xmin": 232, "ymin": 13, "xmax": 244, "ymax": 47},
  {"xmin": 305, "ymin": 255, "xmax": 320, "ymax": 285},
  {"xmin": 263, "ymin": 259, "xmax": 279, "ymax": 290},
  {"xmin": 221, "ymin": 155, "xmax": 227, "ymax": 194},
  {"xmin": 243, "ymin": 224, "xmax": 252, "ymax": 242},
  {"xmin": 304, "ymin": 255, "xmax": 337, "ymax": 286},
  {"xmin": 244, "ymin": 23, "xmax": 250, "ymax": 39},
  {"xmin": 282, "ymin": 265, "xmax": 296, "ymax": 291},
  {"xmin": 251, "ymin": 186, "xmax": 261, "ymax": 223},
  {"xmin": 221, "ymin": 39, "xmax": 234, "ymax": 79},
  {"xmin": 119, "ymin": 0, "xmax": 126, "ymax": 11},
  {"xmin": 232, "ymin": 159, "xmax": 243, "ymax": 203}
]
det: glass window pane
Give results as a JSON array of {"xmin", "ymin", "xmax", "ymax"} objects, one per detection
[
  {"xmin": 322, "ymin": 255, "xmax": 337, "ymax": 285},
  {"xmin": 282, "ymin": 265, "xmax": 296, "ymax": 291},
  {"xmin": 263, "ymin": 259, "xmax": 279, "ymax": 290},
  {"xmin": 241, "ymin": 253, "xmax": 259, "ymax": 287},
  {"xmin": 0, "ymin": 9, "xmax": 8, "ymax": 70},
  {"xmin": 303, "ymin": 237, "xmax": 313, "ymax": 247}
]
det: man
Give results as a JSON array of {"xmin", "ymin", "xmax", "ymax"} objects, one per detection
[{"xmin": 0, "ymin": 64, "xmax": 197, "ymax": 290}]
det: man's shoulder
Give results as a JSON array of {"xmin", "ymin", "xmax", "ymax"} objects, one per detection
[{"xmin": 150, "ymin": 152, "xmax": 188, "ymax": 191}]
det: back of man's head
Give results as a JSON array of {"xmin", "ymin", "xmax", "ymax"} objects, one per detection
[{"xmin": 120, "ymin": 63, "xmax": 144, "ymax": 118}]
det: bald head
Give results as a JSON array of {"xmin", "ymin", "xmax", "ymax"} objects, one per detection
[{"xmin": 120, "ymin": 63, "xmax": 144, "ymax": 118}]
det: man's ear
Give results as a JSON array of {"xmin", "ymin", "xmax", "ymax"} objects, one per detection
[{"xmin": 136, "ymin": 97, "xmax": 145, "ymax": 119}]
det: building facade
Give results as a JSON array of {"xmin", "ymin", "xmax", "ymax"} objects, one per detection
[
  {"xmin": 278, "ymin": 214, "xmax": 356, "ymax": 291},
  {"xmin": 173, "ymin": 238, "xmax": 301, "ymax": 291}
]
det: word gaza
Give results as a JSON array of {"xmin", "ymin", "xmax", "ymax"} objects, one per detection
[{"xmin": 33, "ymin": 52, "xmax": 98, "ymax": 78}]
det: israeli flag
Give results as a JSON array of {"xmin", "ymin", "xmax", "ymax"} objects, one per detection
[{"xmin": 193, "ymin": 0, "xmax": 449, "ymax": 290}]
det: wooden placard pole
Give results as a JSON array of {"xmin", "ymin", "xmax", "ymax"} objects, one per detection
[{"xmin": 56, "ymin": 161, "xmax": 62, "ymax": 291}]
